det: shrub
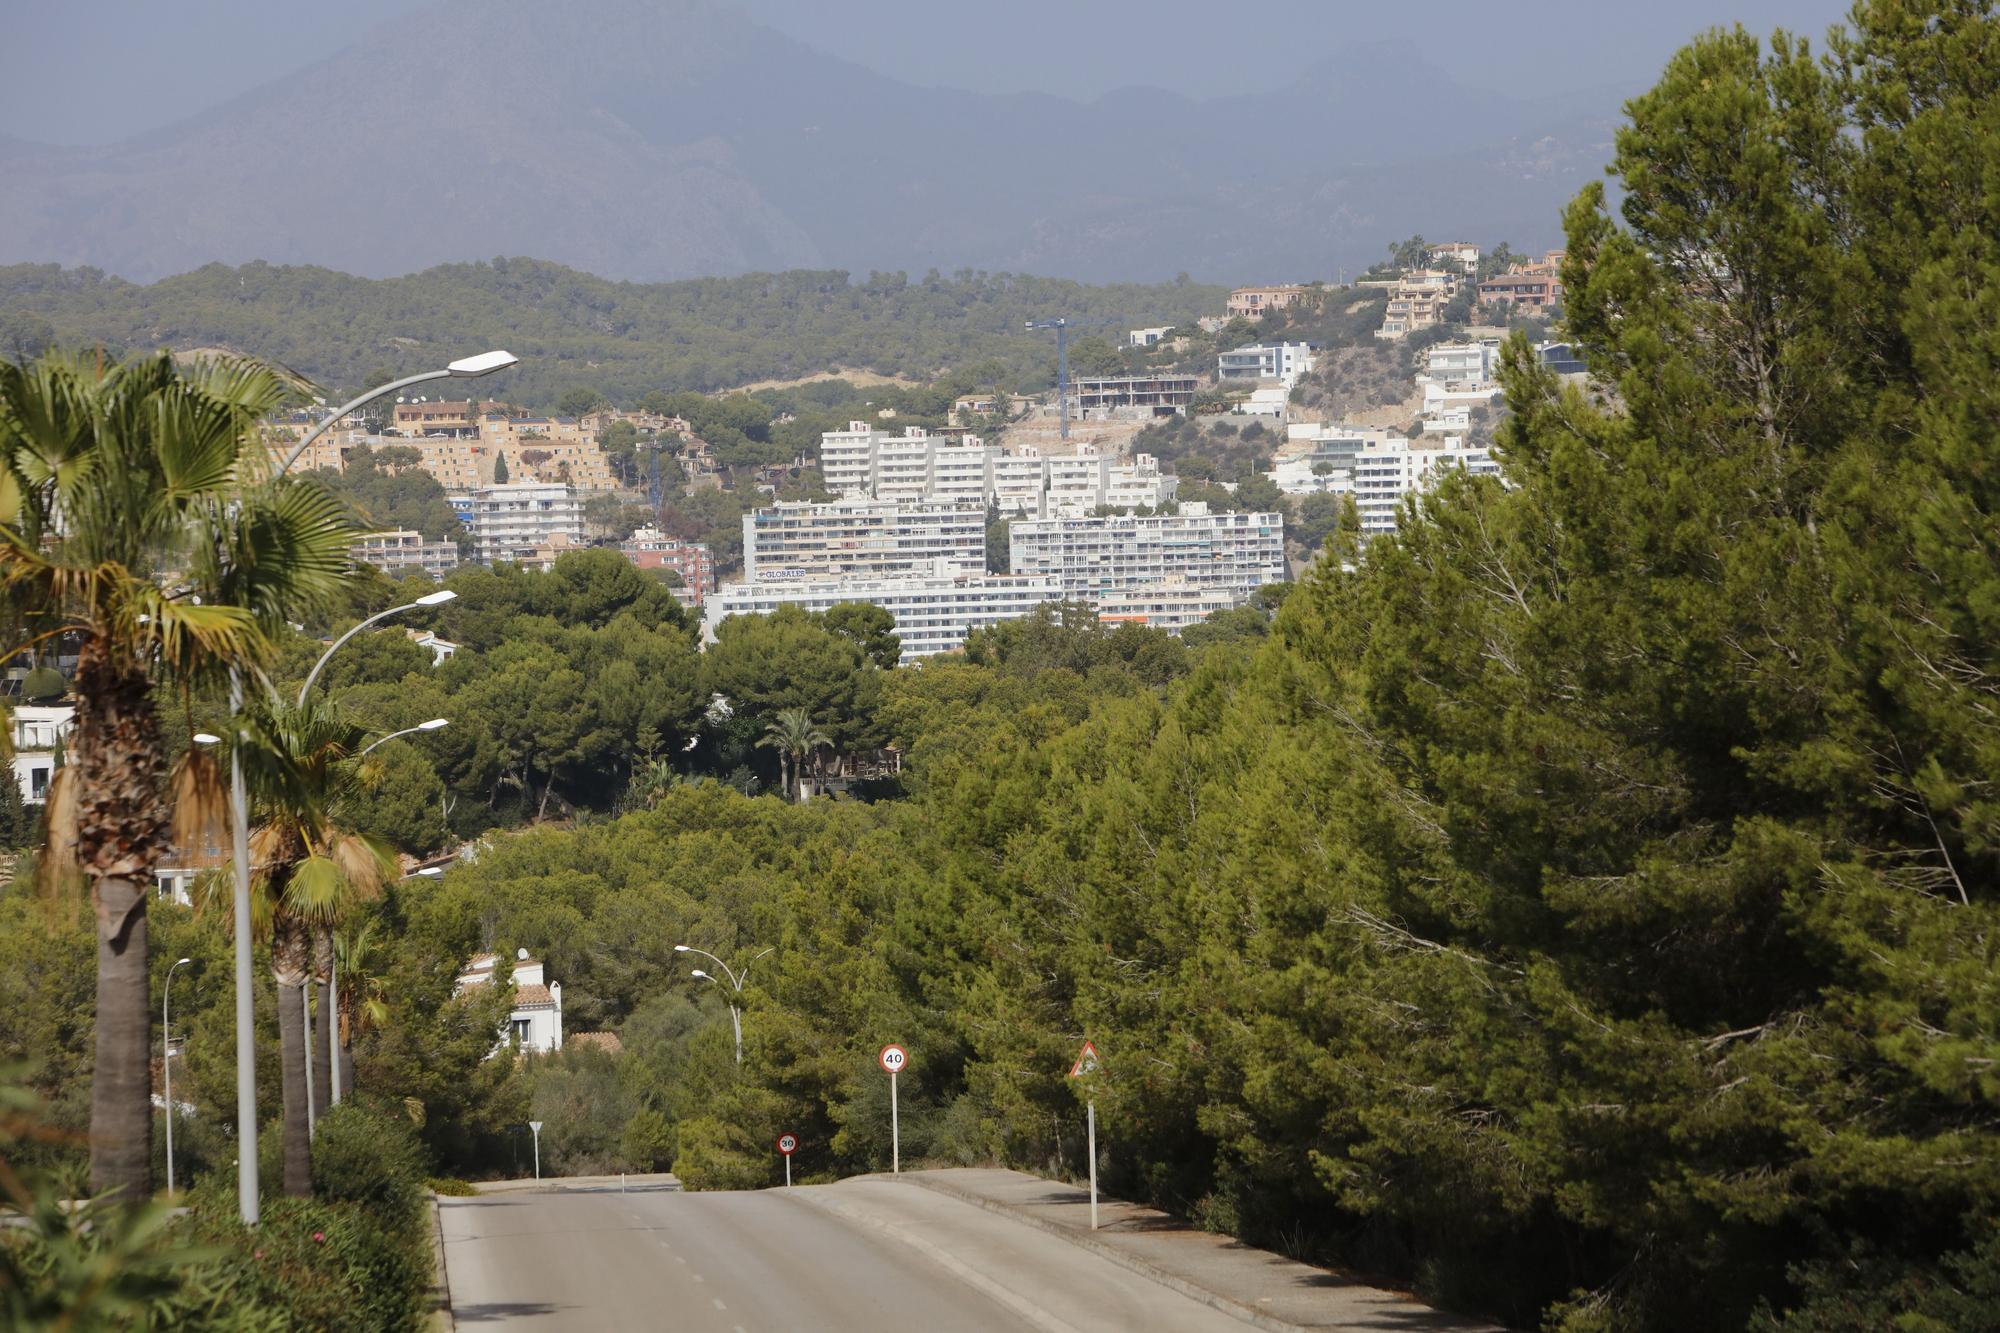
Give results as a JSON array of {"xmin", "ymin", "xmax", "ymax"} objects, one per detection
[
  {"xmin": 427, "ymin": 1177, "xmax": 477, "ymax": 1196},
  {"xmin": 180, "ymin": 1189, "xmax": 430, "ymax": 1333},
  {"xmin": 311, "ymin": 1104, "xmax": 429, "ymax": 1222}
]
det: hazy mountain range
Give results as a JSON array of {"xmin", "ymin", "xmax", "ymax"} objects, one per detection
[{"xmin": 0, "ymin": 0, "xmax": 1622, "ymax": 284}]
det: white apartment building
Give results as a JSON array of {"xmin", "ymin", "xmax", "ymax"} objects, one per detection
[
  {"xmin": 930, "ymin": 442, "xmax": 994, "ymax": 506},
  {"xmin": 469, "ymin": 483, "xmax": 586, "ymax": 566},
  {"xmin": 1008, "ymin": 502, "xmax": 1286, "ymax": 602},
  {"xmin": 821, "ymin": 429, "xmax": 1174, "ymax": 518},
  {"xmin": 704, "ymin": 562, "xmax": 1065, "ymax": 663},
  {"xmin": 1420, "ymin": 404, "xmax": 1474, "ymax": 436},
  {"xmin": 352, "ymin": 529, "xmax": 462, "ymax": 580},
  {"xmin": 1351, "ymin": 441, "xmax": 1504, "ymax": 537},
  {"xmin": 819, "ymin": 421, "xmax": 888, "ymax": 496},
  {"xmin": 1425, "ymin": 340, "xmax": 1499, "ymax": 385},
  {"xmin": 1097, "ymin": 578, "xmax": 1245, "ymax": 633},
  {"xmin": 1218, "ymin": 341, "xmax": 1317, "ymax": 388},
  {"xmin": 1128, "ymin": 325, "xmax": 1174, "ymax": 347},
  {"xmin": 457, "ymin": 948, "xmax": 564, "ymax": 1056},
  {"xmin": 10, "ymin": 702, "xmax": 74, "ymax": 804},
  {"xmin": 992, "ymin": 449, "xmax": 1050, "ymax": 516},
  {"xmin": 742, "ymin": 499, "xmax": 987, "ymax": 581},
  {"xmin": 1102, "ymin": 454, "xmax": 1179, "ymax": 513}
]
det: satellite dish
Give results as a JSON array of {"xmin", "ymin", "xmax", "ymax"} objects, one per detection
[{"xmin": 517, "ymin": 947, "xmax": 529, "ymax": 961}]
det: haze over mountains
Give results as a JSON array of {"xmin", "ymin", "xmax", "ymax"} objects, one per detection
[{"xmin": 0, "ymin": 0, "xmax": 1617, "ymax": 284}]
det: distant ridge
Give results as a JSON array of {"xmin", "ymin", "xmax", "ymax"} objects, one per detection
[
  {"xmin": 0, "ymin": 258, "xmax": 1228, "ymax": 406},
  {"xmin": 0, "ymin": 0, "xmax": 1610, "ymax": 284}
]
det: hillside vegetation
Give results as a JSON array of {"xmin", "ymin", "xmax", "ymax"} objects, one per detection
[{"xmin": 0, "ymin": 260, "xmax": 1225, "ymax": 408}]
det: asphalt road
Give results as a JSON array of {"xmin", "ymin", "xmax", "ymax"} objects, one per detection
[{"xmin": 440, "ymin": 1175, "xmax": 1258, "ymax": 1332}]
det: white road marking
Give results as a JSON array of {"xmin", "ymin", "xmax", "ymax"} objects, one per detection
[{"xmin": 712, "ymin": 1298, "xmax": 727, "ymax": 1311}]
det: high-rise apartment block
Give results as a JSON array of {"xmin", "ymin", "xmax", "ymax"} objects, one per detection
[
  {"xmin": 469, "ymin": 483, "xmax": 587, "ymax": 566},
  {"xmin": 820, "ymin": 425, "xmax": 1174, "ymax": 517},
  {"xmin": 703, "ymin": 562, "xmax": 1064, "ymax": 663},
  {"xmin": 741, "ymin": 499, "xmax": 987, "ymax": 581},
  {"xmin": 1008, "ymin": 502, "xmax": 1286, "ymax": 601},
  {"xmin": 1350, "ymin": 441, "xmax": 1502, "ymax": 536}
]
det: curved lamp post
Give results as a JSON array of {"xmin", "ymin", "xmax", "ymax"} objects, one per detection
[
  {"xmin": 361, "ymin": 717, "xmax": 450, "ymax": 756},
  {"xmin": 221, "ymin": 352, "xmax": 514, "ymax": 1223},
  {"xmin": 675, "ymin": 944, "xmax": 772, "ymax": 1065},
  {"xmin": 299, "ymin": 590, "xmax": 457, "ymax": 705}
]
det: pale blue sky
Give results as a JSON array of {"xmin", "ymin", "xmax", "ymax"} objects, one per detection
[{"xmin": 0, "ymin": 0, "xmax": 1853, "ymax": 146}]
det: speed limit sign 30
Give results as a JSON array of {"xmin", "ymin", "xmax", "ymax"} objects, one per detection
[
  {"xmin": 878, "ymin": 1043, "xmax": 908, "ymax": 1075},
  {"xmin": 776, "ymin": 1133, "xmax": 798, "ymax": 1156}
]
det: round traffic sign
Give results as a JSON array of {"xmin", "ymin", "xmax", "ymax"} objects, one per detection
[
  {"xmin": 878, "ymin": 1043, "xmax": 909, "ymax": 1075},
  {"xmin": 776, "ymin": 1133, "xmax": 798, "ymax": 1156}
]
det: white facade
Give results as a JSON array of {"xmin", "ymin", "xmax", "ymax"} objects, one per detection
[
  {"xmin": 1351, "ymin": 441, "xmax": 1504, "ymax": 537},
  {"xmin": 469, "ymin": 483, "xmax": 585, "ymax": 566},
  {"xmin": 1218, "ymin": 341, "xmax": 1317, "ymax": 388},
  {"xmin": 10, "ymin": 702, "xmax": 74, "ymax": 804},
  {"xmin": 1096, "ymin": 578, "xmax": 1245, "ymax": 633},
  {"xmin": 704, "ymin": 562, "xmax": 1065, "ymax": 663},
  {"xmin": 929, "ymin": 442, "xmax": 994, "ymax": 506},
  {"xmin": 742, "ymin": 499, "xmax": 987, "ymax": 581},
  {"xmin": 1009, "ymin": 502, "xmax": 1286, "ymax": 601},
  {"xmin": 1128, "ymin": 325, "xmax": 1173, "ymax": 347},
  {"xmin": 819, "ymin": 421, "xmax": 886, "ymax": 496},
  {"xmin": 1420, "ymin": 404, "xmax": 1473, "ymax": 435},
  {"xmin": 991, "ymin": 450, "xmax": 1050, "ymax": 516},
  {"xmin": 1233, "ymin": 387, "xmax": 1290, "ymax": 417},
  {"xmin": 1424, "ymin": 340, "xmax": 1499, "ymax": 385},
  {"xmin": 457, "ymin": 949, "xmax": 564, "ymax": 1055}
]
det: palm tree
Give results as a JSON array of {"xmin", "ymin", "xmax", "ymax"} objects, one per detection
[
  {"xmin": 209, "ymin": 695, "xmax": 393, "ymax": 1196},
  {"xmin": 333, "ymin": 918, "xmax": 393, "ymax": 1096},
  {"xmin": 758, "ymin": 708, "xmax": 830, "ymax": 803},
  {"xmin": 0, "ymin": 351, "xmax": 354, "ymax": 1201}
]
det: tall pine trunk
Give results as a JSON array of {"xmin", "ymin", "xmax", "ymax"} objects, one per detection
[
  {"xmin": 273, "ymin": 915, "xmax": 313, "ymax": 1197},
  {"xmin": 73, "ymin": 638, "xmax": 169, "ymax": 1203}
]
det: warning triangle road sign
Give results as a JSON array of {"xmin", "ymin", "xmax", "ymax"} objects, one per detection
[{"xmin": 1069, "ymin": 1040, "xmax": 1100, "ymax": 1078}]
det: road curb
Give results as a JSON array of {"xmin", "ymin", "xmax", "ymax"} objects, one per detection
[
  {"xmin": 429, "ymin": 1194, "xmax": 456, "ymax": 1331},
  {"xmin": 898, "ymin": 1173, "xmax": 1307, "ymax": 1333}
]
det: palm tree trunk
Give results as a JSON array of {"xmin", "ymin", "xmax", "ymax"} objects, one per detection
[
  {"xmin": 73, "ymin": 640, "xmax": 169, "ymax": 1203},
  {"xmin": 90, "ymin": 875, "xmax": 152, "ymax": 1201},
  {"xmin": 311, "ymin": 926, "xmax": 334, "ymax": 1112},
  {"xmin": 273, "ymin": 915, "xmax": 313, "ymax": 1197}
]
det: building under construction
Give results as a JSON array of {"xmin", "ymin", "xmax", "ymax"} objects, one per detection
[{"xmin": 1070, "ymin": 373, "xmax": 1198, "ymax": 416}]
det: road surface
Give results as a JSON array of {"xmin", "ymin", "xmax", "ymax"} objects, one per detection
[{"xmin": 440, "ymin": 1175, "xmax": 1260, "ymax": 1331}]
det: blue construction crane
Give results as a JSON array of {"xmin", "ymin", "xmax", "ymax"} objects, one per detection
[{"xmin": 1026, "ymin": 317, "xmax": 1071, "ymax": 441}]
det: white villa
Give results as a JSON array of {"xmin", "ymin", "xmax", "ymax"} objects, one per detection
[{"xmin": 456, "ymin": 948, "xmax": 564, "ymax": 1055}]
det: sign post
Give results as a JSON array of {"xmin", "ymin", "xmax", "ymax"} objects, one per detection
[
  {"xmin": 879, "ymin": 1043, "xmax": 909, "ymax": 1174},
  {"xmin": 777, "ymin": 1132, "xmax": 798, "ymax": 1188},
  {"xmin": 528, "ymin": 1120, "xmax": 543, "ymax": 1181},
  {"xmin": 1069, "ymin": 1041, "xmax": 1100, "ymax": 1229}
]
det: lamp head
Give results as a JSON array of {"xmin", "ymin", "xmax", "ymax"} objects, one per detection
[
  {"xmin": 418, "ymin": 718, "xmax": 450, "ymax": 732},
  {"xmin": 415, "ymin": 590, "xmax": 457, "ymax": 606},
  {"xmin": 176, "ymin": 957, "xmax": 191, "ymax": 966},
  {"xmin": 673, "ymin": 944, "xmax": 690, "ymax": 953},
  {"xmin": 447, "ymin": 350, "xmax": 519, "ymax": 378},
  {"xmin": 191, "ymin": 733, "xmax": 221, "ymax": 746},
  {"xmin": 690, "ymin": 969, "xmax": 708, "ymax": 979}
]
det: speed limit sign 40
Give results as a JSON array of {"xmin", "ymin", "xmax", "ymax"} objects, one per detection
[
  {"xmin": 879, "ymin": 1043, "xmax": 908, "ymax": 1075},
  {"xmin": 776, "ymin": 1133, "xmax": 798, "ymax": 1156}
]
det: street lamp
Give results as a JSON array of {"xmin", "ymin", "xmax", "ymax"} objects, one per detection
[
  {"xmin": 222, "ymin": 355, "xmax": 517, "ymax": 1225},
  {"xmin": 676, "ymin": 944, "xmax": 772, "ymax": 1066},
  {"xmin": 163, "ymin": 957, "xmax": 192, "ymax": 1197},
  {"xmin": 298, "ymin": 590, "xmax": 457, "ymax": 704},
  {"xmin": 361, "ymin": 718, "xmax": 450, "ymax": 756}
]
